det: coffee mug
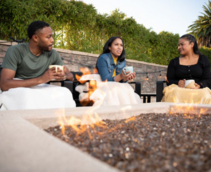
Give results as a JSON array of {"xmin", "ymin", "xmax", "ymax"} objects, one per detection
[
  {"xmin": 49, "ymin": 65, "xmax": 64, "ymax": 81},
  {"xmin": 123, "ymin": 66, "xmax": 133, "ymax": 75},
  {"xmin": 49, "ymin": 65, "xmax": 64, "ymax": 73},
  {"xmin": 185, "ymin": 79, "xmax": 195, "ymax": 89}
]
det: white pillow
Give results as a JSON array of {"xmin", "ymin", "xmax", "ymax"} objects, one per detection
[{"xmin": 75, "ymin": 85, "xmax": 87, "ymax": 93}]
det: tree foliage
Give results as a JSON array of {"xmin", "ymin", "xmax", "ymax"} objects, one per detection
[
  {"xmin": 0, "ymin": 0, "xmax": 184, "ymax": 65},
  {"xmin": 188, "ymin": 0, "xmax": 211, "ymax": 48},
  {"xmin": 200, "ymin": 46, "xmax": 211, "ymax": 65}
]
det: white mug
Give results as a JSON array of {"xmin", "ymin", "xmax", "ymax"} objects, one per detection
[
  {"xmin": 123, "ymin": 66, "xmax": 133, "ymax": 75},
  {"xmin": 49, "ymin": 65, "xmax": 64, "ymax": 81},
  {"xmin": 185, "ymin": 79, "xmax": 195, "ymax": 88},
  {"xmin": 49, "ymin": 65, "xmax": 64, "ymax": 73}
]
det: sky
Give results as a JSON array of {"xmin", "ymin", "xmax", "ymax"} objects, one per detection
[{"xmin": 80, "ymin": 0, "xmax": 208, "ymax": 36}]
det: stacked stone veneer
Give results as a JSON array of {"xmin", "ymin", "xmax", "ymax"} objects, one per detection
[{"xmin": 0, "ymin": 40, "xmax": 167, "ymax": 93}]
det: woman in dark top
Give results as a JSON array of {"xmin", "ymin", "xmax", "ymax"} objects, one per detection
[{"xmin": 167, "ymin": 34, "xmax": 210, "ymax": 88}]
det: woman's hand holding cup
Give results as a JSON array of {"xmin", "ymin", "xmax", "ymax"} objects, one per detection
[
  {"xmin": 178, "ymin": 79, "xmax": 186, "ymax": 87},
  {"xmin": 193, "ymin": 83, "xmax": 200, "ymax": 89},
  {"xmin": 128, "ymin": 72, "xmax": 136, "ymax": 81},
  {"xmin": 120, "ymin": 70, "xmax": 131, "ymax": 81},
  {"xmin": 121, "ymin": 66, "xmax": 135, "ymax": 81}
]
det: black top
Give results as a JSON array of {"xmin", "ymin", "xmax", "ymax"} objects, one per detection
[{"xmin": 167, "ymin": 54, "xmax": 210, "ymax": 88}]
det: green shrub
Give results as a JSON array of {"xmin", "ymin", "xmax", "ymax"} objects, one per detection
[
  {"xmin": 0, "ymin": 0, "xmax": 180, "ymax": 66},
  {"xmin": 200, "ymin": 47, "xmax": 211, "ymax": 68}
]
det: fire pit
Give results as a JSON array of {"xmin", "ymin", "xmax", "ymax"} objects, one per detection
[
  {"xmin": 1, "ymin": 103, "xmax": 211, "ymax": 172},
  {"xmin": 45, "ymin": 111, "xmax": 211, "ymax": 172}
]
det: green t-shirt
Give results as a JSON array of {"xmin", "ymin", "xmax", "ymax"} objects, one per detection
[{"xmin": 2, "ymin": 43, "xmax": 64, "ymax": 79}]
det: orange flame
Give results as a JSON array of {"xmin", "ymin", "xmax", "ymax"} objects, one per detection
[
  {"xmin": 75, "ymin": 67, "xmax": 99, "ymax": 106},
  {"xmin": 56, "ymin": 107, "xmax": 140, "ymax": 139},
  {"xmin": 169, "ymin": 91, "xmax": 208, "ymax": 118},
  {"xmin": 57, "ymin": 112, "xmax": 107, "ymax": 138},
  {"xmin": 88, "ymin": 80, "xmax": 97, "ymax": 98},
  {"xmin": 125, "ymin": 116, "xmax": 136, "ymax": 123},
  {"xmin": 168, "ymin": 104, "xmax": 208, "ymax": 119},
  {"xmin": 93, "ymin": 68, "xmax": 98, "ymax": 74},
  {"xmin": 75, "ymin": 67, "xmax": 91, "ymax": 84},
  {"xmin": 57, "ymin": 67, "xmax": 141, "ymax": 138}
]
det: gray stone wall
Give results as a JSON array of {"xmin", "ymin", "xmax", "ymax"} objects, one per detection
[{"xmin": 0, "ymin": 40, "xmax": 167, "ymax": 93}]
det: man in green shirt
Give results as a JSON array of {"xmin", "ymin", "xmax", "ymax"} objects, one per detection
[{"xmin": 0, "ymin": 21, "xmax": 74, "ymax": 91}]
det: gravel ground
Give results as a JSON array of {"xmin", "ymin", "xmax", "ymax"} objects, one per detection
[{"xmin": 45, "ymin": 113, "xmax": 211, "ymax": 172}]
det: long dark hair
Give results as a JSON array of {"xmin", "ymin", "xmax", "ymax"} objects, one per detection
[
  {"xmin": 101, "ymin": 36, "xmax": 126, "ymax": 62},
  {"xmin": 180, "ymin": 34, "xmax": 201, "ymax": 55}
]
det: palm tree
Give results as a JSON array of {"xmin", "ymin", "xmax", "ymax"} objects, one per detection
[{"xmin": 187, "ymin": 0, "xmax": 211, "ymax": 48}]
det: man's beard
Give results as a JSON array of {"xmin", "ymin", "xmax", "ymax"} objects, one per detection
[{"xmin": 38, "ymin": 44, "xmax": 51, "ymax": 52}]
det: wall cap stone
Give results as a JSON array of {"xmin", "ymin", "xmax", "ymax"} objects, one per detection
[
  {"xmin": 0, "ymin": 40, "xmax": 18, "ymax": 45},
  {"xmin": 55, "ymin": 48, "xmax": 99, "ymax": 58},
  {"xmin": 127, "ymin": 59, "xmax": 167, "ymax": 68}
]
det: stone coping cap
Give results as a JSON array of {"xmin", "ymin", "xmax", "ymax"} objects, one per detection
[
  {"xmin": 0, "ymin": 40, "xmax": 18, "ymax": 45},
  {"xmin": 55, "ymin": 48, "xmax": 99, "ymax": 57},
  {"xmin": 127, "ymin": 59, "xmax": 167, "ymax": 67}
]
